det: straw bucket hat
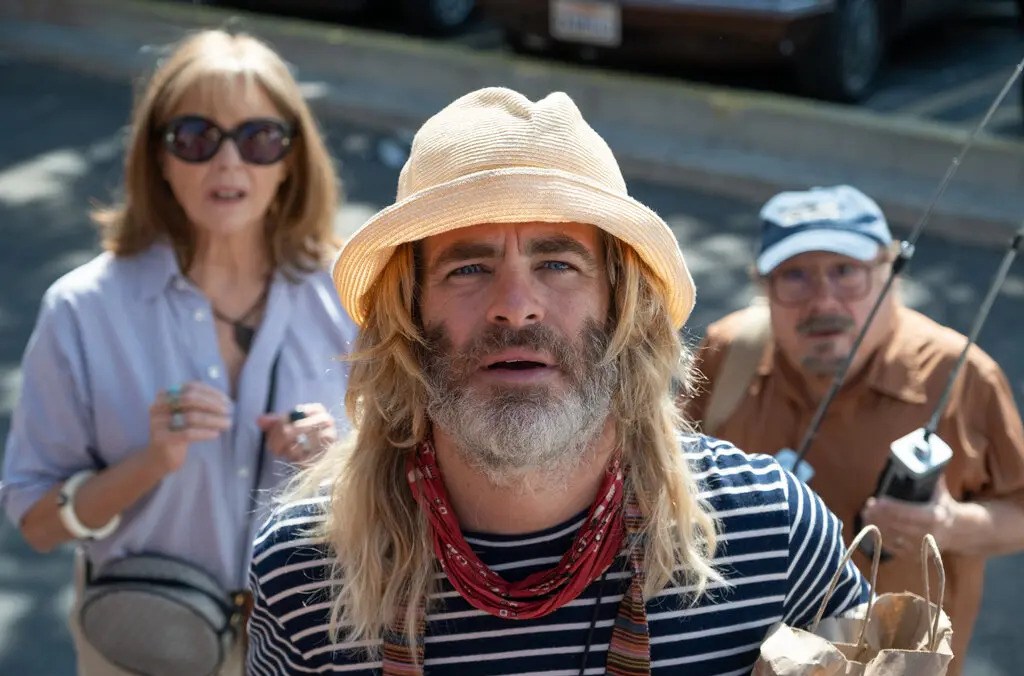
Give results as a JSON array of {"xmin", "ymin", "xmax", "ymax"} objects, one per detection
[{"xmin": 332, "ymin": 87, "xmax": 695, "ymax": 328}]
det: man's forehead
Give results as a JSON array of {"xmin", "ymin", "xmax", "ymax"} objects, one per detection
[{"xmin": 421, "ymin": 221, "xmax": 603, "ymax": 258}]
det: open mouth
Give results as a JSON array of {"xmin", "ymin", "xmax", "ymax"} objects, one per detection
[
  {"xmin": 486, "ymin": 360, "xmax": 549, "ymax": 371},
  {"xmin": 210, "ymin": 188, "xmax": 247, "ymax": 203}
]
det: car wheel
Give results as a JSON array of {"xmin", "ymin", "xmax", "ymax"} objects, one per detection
[
  {"xmin": 796, "ymin": 0, "xmax": 884, "ymax": 103},
  {"xmin": 403, "ymin": 0, "xmax": 476, "ymax": 34}
]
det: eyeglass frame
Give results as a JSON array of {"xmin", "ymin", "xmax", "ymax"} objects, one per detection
[{"xmin": 762, "ymin": 257, "xmax": 888, "ymax": 307}]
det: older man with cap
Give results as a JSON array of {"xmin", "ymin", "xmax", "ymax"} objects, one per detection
[
  {"xmin": 245, "ymin": 89, "xmax": 868, "ymax": 675},
  {"xmin": 688, "ymin": 185, "xmax": 1024, "ymax": 673}
]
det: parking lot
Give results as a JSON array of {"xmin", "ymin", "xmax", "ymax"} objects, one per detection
[{"xmin": 220, "ymin": 0, "xmax": 1024, "ymax": 138}]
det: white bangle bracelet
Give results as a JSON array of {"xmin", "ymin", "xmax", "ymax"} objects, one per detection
[{"xmin": 57, "ymin": 470, "xmax": 121, "ymax": 540}]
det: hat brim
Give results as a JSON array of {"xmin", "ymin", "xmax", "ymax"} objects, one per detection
[
  {"xmin": 333, "ymin": 167, "xmax": 695, "ymax": 328},
  {"xmin": 756, "ymin": 229, "xmax": 882, "ymax": 275}
]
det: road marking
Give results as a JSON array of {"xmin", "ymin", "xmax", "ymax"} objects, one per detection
[{"xmin": 895, "ymin": 69, "xmax": 1013, "ymax": 118}]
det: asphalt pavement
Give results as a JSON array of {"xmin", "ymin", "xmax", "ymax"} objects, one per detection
[{"xmin": 1, "ymin": 55, "xmax": 1023, "ymax": 675}]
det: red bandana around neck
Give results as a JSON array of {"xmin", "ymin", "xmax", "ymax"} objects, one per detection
[{"xmin": 405, "ymin": 440, "xmax": 627, "ymax": 620}]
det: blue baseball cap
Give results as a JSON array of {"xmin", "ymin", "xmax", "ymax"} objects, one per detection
[{"xmin": 756, "ymin": 185, "xmax": 892, "ymax": 275}]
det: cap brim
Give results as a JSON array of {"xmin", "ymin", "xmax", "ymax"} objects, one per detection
[
  {"xmin": 333, "ymin": 167, "xmax": 695, "ymax": 328},
  {"xmin": 756, "ymin": 229, "xmax": 882, "ymax": 275}
]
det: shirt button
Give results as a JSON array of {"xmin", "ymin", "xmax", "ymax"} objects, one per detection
[
  {"xmin": 193, "ymin": 309, "xmax": 206, "ymax": 322},
  {"xmin": 175, "ymin": 278, "xmax": 189, "ymax": 291},
  {"xmin": 238, "ymin": 467, "xmax": 250, "ymax": 479},
  {"xmin": 207, "ymin": 365, "xmax": 221, "ymax": 380}
]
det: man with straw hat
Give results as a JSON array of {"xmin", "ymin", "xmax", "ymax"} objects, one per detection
[{"xmin": 246, "ymin": 87, "xmax": 869, "ymax": 675}]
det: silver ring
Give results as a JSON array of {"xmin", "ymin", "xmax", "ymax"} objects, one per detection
[
  {"xmin": 295, "ymin": 432, "xmax": 311, "ymax": 452},
  {"xmin": 169, "ymin": 410, "xmax": 187, "ymax": 432}
]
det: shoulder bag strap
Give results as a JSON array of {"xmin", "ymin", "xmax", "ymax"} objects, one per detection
[
  {"xmin": 236, "ymin": 350, "xmax": 282, "ymax": 588},
  {"xmin": 703, "ymin": 298, "xmax": 772, "ymax": 436}
]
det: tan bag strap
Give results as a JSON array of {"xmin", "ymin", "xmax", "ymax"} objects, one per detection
[
  {"xmin": 811, "ymin": 525, "xmax": 883, "ymax": 649},
  {"xmin": 703, "ymin": 298, "xmax": 771, "ymax": 436},
  {"xmin": 921, "ymin": 534, "xmax": 946, "ymax": 652}
]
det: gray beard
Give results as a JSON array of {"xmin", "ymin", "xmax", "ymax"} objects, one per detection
[{"xmin": 420, "ymin": 321, "xmax": 618, "ymax": 488}]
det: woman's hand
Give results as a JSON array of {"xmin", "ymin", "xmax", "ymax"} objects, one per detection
[
  {"xmin": 257, "ymin": 403, "xmax": 337, "ymax": 465},
  {"xmin": 146, "ymin": 382, "xmax": 232, "ymax": 475}
]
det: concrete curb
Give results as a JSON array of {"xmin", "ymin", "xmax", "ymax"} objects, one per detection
[{"xmin": 2, "ymin": 0, "xmax": 1023, "ymax": 247}]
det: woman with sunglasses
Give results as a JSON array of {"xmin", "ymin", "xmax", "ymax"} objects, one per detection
[{"xmin": 1, "ymin": 30, "xmax": 356, "ymax": 674}]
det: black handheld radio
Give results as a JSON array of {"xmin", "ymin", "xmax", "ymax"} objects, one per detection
[{"xmin": 873, "ymin": 228, "xmax": 1022, "ymax": 509}]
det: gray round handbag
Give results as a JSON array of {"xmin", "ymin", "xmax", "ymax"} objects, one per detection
[
  {"xmin": 76, "ymin": 355, "xmax": 280, "ymax": 675},
  {"xmin": 78, "ymin": 554, "xmax": 244, "ymax": 676}
]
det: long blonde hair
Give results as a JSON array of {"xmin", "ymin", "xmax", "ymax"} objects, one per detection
[
  {"xmin": 94, "ymin": 29, "xmax": 339, "ymax": 272},
  {"xmin": 289, "ymin": 234, "xmax": 721, "ymax": 652}
]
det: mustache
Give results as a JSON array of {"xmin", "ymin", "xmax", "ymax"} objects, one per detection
[
  {"xmin": 421, "ymin": 323, "xmax": 584, "ymax": 372},
  {"xmin": 797, "ymin": 314, "xmax": 855, "ymax": 335}
]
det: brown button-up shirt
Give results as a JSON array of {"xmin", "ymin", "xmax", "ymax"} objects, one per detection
[{"xmin": 688, "ymin": 305, "xmax": 1024, "ymax": 672}]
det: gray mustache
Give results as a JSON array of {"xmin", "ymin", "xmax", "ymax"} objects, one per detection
[{"xmin": 797, "ymin": 315, "xmax": 854, "ymax": 335}]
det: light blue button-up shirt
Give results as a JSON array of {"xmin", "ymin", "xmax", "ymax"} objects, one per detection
[{"xmin": 1, "ymin": 242, "xmax": 357, "ymax": 589}]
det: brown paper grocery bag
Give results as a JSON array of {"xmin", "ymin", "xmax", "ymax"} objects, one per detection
[{"xmin": 753, "ymin": 526, "xmax": 953, "ymax": 675}]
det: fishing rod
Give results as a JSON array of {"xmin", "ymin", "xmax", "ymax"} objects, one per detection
[
  {"xmin": 872, "ymin": 226, "xmax": 1024, "ymax": 504},
  {"xmin": 855, "ymin": 227, "xmax": 1024, "ymax": 561},
  {"xmin": 775, "ymin": 56, "xmax": 1024, "ymax": 484}
]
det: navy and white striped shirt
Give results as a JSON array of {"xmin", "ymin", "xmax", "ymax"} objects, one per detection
[{"xmin": 248, "ymin": 437, "xmax": 869, "ymax": 675}]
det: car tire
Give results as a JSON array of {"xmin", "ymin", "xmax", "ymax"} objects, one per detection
[
  {"xmin": 402, "ymin": 0, "xmax": 476, "ymax": 34},
  {"xmin": 796, "ymin": 0, "xmax": 884, "ymax": 103}
]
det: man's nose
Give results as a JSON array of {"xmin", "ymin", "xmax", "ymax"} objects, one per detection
[
  {"xmin": 486, "ymin": 267, "xmax": 544, "ymax": 328},
  {"xmin": 807, "ymin": 272, "xmax": 843, "ymax": 304}
]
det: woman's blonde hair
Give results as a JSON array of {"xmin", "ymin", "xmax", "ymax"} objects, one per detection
[
  {"xmin": 94, "ymin": 30, "xmax": 339, "ymax": 272},
  {"xmin": 289, "ymin": 234, "xmax": 721, "ymax": 654}
]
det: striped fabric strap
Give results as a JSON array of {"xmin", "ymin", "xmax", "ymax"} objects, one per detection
[
  {"xmin": 606, "ymin": 496, "xmax": 649, "ymax": 675},
  {"xmin": 382, "ymin": 492, "xmax": 650, "ymax": 675},
  {"xmin": 381, "ymin": 594, "xmax": 426, "ymax": 676}
]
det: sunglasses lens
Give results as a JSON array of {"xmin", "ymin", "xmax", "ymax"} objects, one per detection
[
  {"xmin": 165, "ymin": 117, "xmax": 221, "ymax": 163},
  {"xmin": 235, "ymin": 120, "xmax": 291, "ymax": 165}
]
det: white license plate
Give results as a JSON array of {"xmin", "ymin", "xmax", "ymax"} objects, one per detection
[{"xmin": 550, "ymin": 0, "xmax": 622, "ymax": 48}]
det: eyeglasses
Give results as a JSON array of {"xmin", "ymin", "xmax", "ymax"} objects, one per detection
[
  {"xmin": 767, "ymin": 261, "xmax": 880, "ymax": 307},
  {"xmin": 162, "ymin": 115, "xmax": 295, "ymax": 165}
]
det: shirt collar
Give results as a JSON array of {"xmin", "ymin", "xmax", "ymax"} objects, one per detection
[
  {"xmin": 757, "ymin": 306, "xmax": 927, "ymax": 406},
  {"xmin": 135, "ymin": 240, "xmax": 187, "ymax": 302}
]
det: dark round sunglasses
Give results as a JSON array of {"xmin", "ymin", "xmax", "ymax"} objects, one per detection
[{"xmin": 162, "ymin": 115, "xmax": 295, "ymax": 165}]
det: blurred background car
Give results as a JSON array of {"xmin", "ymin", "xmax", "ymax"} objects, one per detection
[
  {"xmin": 477, "ymin": 0, "xmax": 966, "ymax": 102},
  {"xmin": 218, "ymin": 0, "xmax": 477, "ymax": 34}
]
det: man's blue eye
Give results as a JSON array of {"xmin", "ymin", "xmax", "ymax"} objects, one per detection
[
  {"xmin": 542, "ymin": 261, "xmax": 572, "ymax": 271},
  {"xmin": 450, "ymin": 264, "xmax": 484, "ymax": 276}
]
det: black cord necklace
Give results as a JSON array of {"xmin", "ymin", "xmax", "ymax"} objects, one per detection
[
  {"xmin": 579, "ymin": 564, "xmax": 613, "ymax": 676},
  {"xmin": 210, "ymin": 283, "xmax": 270, "ymax": 354}
]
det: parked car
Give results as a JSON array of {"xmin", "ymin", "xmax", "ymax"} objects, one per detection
[
  {"xmin": 218, "ymin": 0, "xmax": 477, "ymax": 34},
  {"xmin": 399, "ymin": 0, "xmax": 477, "ymax": 33},
  {"xmin": 478, "ymin": 0, "xmax": 961, "ymax": 102}
]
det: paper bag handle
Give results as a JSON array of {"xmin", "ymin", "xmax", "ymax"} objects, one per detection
[
  {"xmin": 810, "ymin": 524, "xmax": 882, "ymax": 649},
  {"xmin": 921, "ymin": 533, "xmax": 946, "ymax": 653}
]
